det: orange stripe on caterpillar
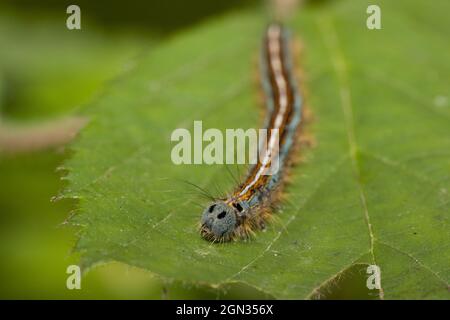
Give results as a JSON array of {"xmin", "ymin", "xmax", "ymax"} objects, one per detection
[{"xmin": 200, "ymin": 23, "xmax": 306, "ymax": 242}]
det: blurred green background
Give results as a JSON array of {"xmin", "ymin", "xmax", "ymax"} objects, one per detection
[{"xmin": 0, "ymin": 0, "xmax": 373, "ymax": 299}]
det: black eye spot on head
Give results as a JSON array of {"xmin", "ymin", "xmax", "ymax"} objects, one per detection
[
  {"xmin": 217, "ymin": 211, "xmax": 226, "ymax": 219},
  {"xmin": 233, "ymin": 202, "xmax": 243, "ymax": 212},
  {"xmin": 201, "ymin": 201, "xmax": 237, "ymax": 240}
]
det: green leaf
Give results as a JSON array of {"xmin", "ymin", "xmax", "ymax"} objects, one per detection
[{"xmin": 64, "ymin": 0, "xmax": 450, "ymax": 299}]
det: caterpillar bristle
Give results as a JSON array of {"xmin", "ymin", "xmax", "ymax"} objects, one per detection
[{"xmin": 198, "ymin": 23, "xmax": 313, "ymax": 243}]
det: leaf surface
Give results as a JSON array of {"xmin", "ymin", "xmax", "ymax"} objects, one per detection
[{"xmin": 64, "ymin": 0, "xmax": 450, "ymax": 299}]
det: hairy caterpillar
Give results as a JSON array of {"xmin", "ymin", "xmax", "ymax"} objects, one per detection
[{"xmin": 200, "ymin": 23, "xmax": 305, "ymax": 242}]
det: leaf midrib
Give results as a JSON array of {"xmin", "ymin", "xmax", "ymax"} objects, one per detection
[
  {"xmin": 316, "ymin": 13, "xmax": 382, "ymax": 298},
  {"xmin": 316, "ymin": 11, "xmax": 450, "ymax": 298}
]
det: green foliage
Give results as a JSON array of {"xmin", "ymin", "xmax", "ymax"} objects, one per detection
[
  {"xmin": 0, "ymin": 9, "xmax": 149, "ymax": 298},
  {"xmin": 65, "ymin": 0, "xmax": 450, "ymax": 299},
  {"xmin": 0, "ymin": 10, "xmax": 145, "ymax": 119},
  {"xmin": 0, "ymin": 4, "xmax": 267, "ymax": 300}
]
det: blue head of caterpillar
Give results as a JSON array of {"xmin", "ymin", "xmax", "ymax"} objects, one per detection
[{"xmin": 200, "ymin": 201, "xmax": 240, "ymax": 242}]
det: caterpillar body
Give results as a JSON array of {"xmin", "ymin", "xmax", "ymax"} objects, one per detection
[{"xmin": 200, "ymin": 23, "xmax": 304, "ymax": 242}]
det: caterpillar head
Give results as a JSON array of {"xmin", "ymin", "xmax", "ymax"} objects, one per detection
[{"xmin": 200, "ymin": 201, "xmax": 238, "ymax": 242}]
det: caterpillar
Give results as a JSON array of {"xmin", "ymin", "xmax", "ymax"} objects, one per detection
[{"xmin": 200, "ymin": 23, "xmax": 304, "ymax": 242}]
